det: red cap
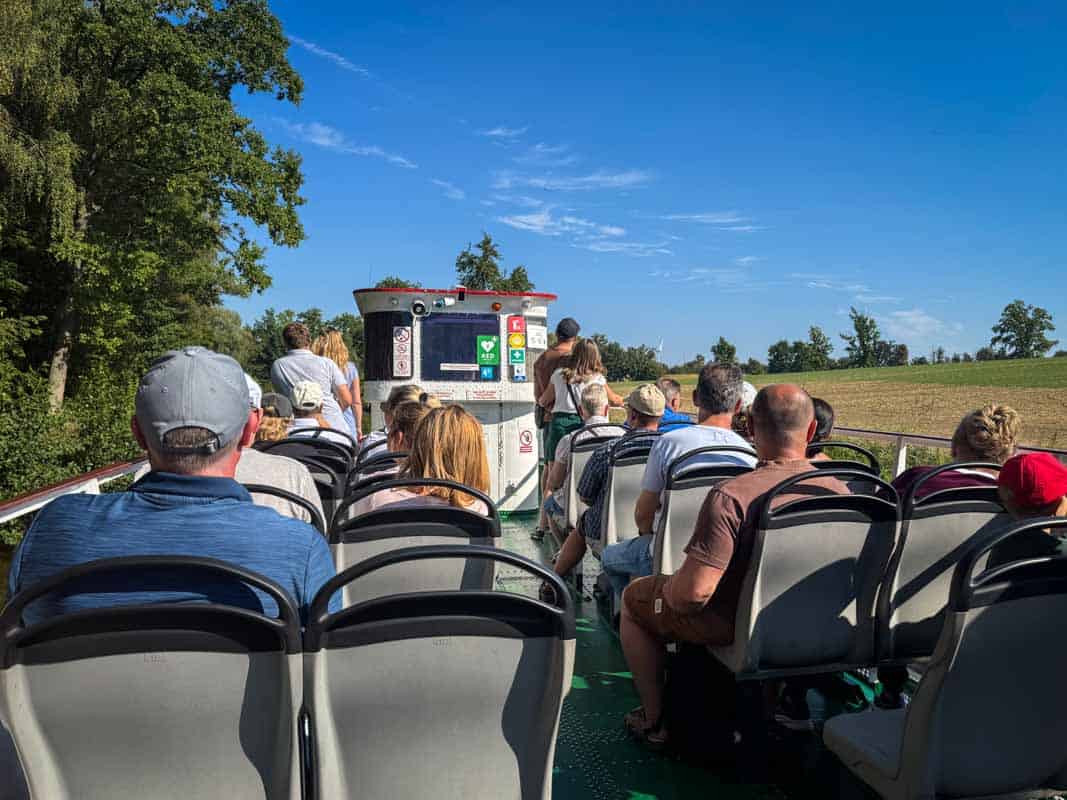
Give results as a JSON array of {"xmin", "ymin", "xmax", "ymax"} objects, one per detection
[{"xmin": 998, "ymin": 453, "xmax": 1067, "ymax": 509}]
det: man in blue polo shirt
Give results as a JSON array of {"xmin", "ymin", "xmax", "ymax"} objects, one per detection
[
  {"xmin": 7, "ymin": 347, "xmax": 338, "ymax": 624},
  {"xmin": 655, "ymin": 377, "xmax": 694, "ymax": 433}
]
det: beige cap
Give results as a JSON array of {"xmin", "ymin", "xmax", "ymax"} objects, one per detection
[
  {"xmin": 291, "ymin": 380, "xmax": 324, "ymax": 411},
  {"xmin": 625, "ymin": 384, "xmax": 666, "ymax": 417}
]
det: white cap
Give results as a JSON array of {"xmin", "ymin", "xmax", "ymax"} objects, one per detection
[
  {"xmin": 244, "ymin": 373, "xmax": 262, "ymax": 409},
  {"xmin": 291, "ymin": 380, "xmax": 324, "ymax": 411},
  {"xmin": 739, "ymin": 381, "xmax": 757, "ymax": 412}
]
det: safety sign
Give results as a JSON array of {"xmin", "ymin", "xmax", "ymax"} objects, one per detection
[
  {"xmin": 527, "ymin": 325, "xmax": 548, "ymax": 350},
  {"xmin": 507, "ymin": 332, "xmax": 526, "ymax": 349},
  {"xmin": 480, "ymin": 365, "xmax": 495, "ymax": 380},
  {"xmin": 519, "ymin": 430, "xmax": 534, "ymax": 454},
  {"xmin": 507, "ymin": 315, "xmax": 526, "ymax": 334},
  {"xmin": 393, "ymin": 326, "xmax": 412, "ymax": 377},
  {"xmin": 509, "ymin": 348, "xmax": 525, "ymax": 364},
  {"xmin": 511, "ymin": 363, "xmax": 527, "ymax": 382},
  {"xmin": 476, "ymin": 335, "xmax": 500, "ymax": 366}
]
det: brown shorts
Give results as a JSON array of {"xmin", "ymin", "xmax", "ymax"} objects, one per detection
[{"xmin": 622, "ymin": 575, "xmax": 734, "ymax": 646}]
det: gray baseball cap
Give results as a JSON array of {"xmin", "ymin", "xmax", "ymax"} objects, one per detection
[{"xmin": 135, "ymin": 347, "xmax": 251, "ymax": 454}]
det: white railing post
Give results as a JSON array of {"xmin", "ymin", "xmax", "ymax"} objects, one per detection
[{"xmin": 894, "ymin": 436, "xmax": 908, "ymax": 478}]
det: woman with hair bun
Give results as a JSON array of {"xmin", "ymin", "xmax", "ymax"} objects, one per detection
[{"xmin": 891, "ymin": 404, "xmax": 1021, "ymax": 500}]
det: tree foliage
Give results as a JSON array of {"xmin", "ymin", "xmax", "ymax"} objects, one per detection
[
  {"xmin": 455, "ymin": 233, "xmax": 534, "ymax": 292},
  {"xmin": 990, "ymin": 300, "xmax": 1057, "ymax": 359},
  {"xmin": 840, "ymin": 307, "xmax": 882, "ymax": 368},
  {"xmin": 0, "ymin": 0, "xmax": 305, "ymax": 407},
  {"xmin": 711, "ymin": 336, "xmax": 736, "ymax": 365},
  {"xmin": 374, "ymin": 276, "xmax": 420, "ymax": 288},
  {"xmin": 590, "ymin": 333, "xmax": 665, "ymax": 382},
  {"xmin": 247, "ymin": 307, "xmax": 364, "ymax": 383}
]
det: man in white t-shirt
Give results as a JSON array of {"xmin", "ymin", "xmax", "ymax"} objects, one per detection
[
  {"xmin": 270, "ymin": 322, "xmax": 352, "ymax": 432},
  {"xmin": 542, "ymin": 384, "xmax": 626, "ymax": 538},
  {"xmin": 614, "ymin": 364, "xmax": 757, "ymax": 595}
]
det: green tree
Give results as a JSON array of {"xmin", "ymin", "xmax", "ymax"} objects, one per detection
[
  {"xmin": 742, "ymin": 357, "xmax": 765, "ymax": 375},
  {"xmin": 990, "ymin": 300, "xmax": 1058, "ymax": 358},
  {"xmin": 455, "ymin": 233, "xmax": 534, "ymax": 292},
  {"xmin": 767, "ymin": 340, "xmax": 793, "ymax": 373},
  {"xmin": 1, "ymin": 0, "xmax": 305, "ymax": 409},
  {"xmin": 840, "ymin": 307, "xmax": 882, "ymax": 368},
  {"xmin": 711, "ymin": 336, "xmax": 737, "ymax": 364},
  {"xmin": 374, "ymin": 276, "xmax": 420, "ymax": 289},
  {"xmin": 806, "ymin": 326, "xmax": 833, "ymax": 371}
]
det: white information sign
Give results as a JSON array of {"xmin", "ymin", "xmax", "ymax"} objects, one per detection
[
  {"xmin": 393, "ymin": 326, "xmax": 412, "ymax": 377},
  {"xmin": 527, "ymin": 324, "xmax": 548, "ymax": 350}
]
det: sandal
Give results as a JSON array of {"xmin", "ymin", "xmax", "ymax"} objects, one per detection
[{"xmin": 624, "ymin": 706, "xmax": 669, "ymax": 751}]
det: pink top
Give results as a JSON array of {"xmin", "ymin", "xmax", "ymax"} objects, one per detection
[{"xmin": 347, "ymin": 487, "xmax": 490, "ymax": 520}]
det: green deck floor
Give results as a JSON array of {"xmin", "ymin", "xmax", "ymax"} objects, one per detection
[{"xmin": 499, "ymin": 518, "xmax": 793, "ymax": 800}]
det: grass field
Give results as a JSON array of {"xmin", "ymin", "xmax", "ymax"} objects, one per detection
[{"xmin": 616, "ymin": 357, "xmax": 1067, "ymax": 449}]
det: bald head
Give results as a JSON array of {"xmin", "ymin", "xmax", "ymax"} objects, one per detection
[{"xmin": 751, "ymin": 384, "xmax": 816, "ymax": 458}]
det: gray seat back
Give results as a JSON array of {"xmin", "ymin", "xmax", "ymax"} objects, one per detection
[
  {"xmin": 710, "ymin": 469, "xmax": 899, "ymax": 677},
  {"xmin": 304, "ymin": 545, "xmax": 576, "ymax": 800},
  {"xmin": 242, "ymin": 483, "xmax": 327, "ymax": 534},
  {"xmin": 597, "ymin": 432, "xmax": 660, "ymax": 554},
  {"xmin": 895, "ymin": 520, "xmax": 1067, "ymax": 798},
  {"xmin": 0, "ymin": 557, "xmax": 302, "ymax": 800},
  {"xmin": 564, "ymin": 424, "xmax": 624, "ymax": 530},
  {"xmin": 653, "ymin": 446, "xmax": 756, "ymax": 575},
  {"xmin": 878, "ymin": 462, "xmax": 1010, "ymax": 663},
  {"xmin": 329, "ymin": 478, "xmax": 501, "ymax": 606}
]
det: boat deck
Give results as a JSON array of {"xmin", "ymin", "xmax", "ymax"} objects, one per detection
[{"xmin": 500, "ymin": 517, "xmax": 808, "ymax": 800}]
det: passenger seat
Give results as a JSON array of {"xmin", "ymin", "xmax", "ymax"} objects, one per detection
[{"xmin": 304, "ymin": 545, "xmax": 575, "ymax": 800}]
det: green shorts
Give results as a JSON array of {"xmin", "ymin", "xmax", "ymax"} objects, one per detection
[{"xmin": 544, "ymin": 413, "xmax": 582, "ymax": 463}]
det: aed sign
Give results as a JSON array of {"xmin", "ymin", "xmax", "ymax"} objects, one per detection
[
  {"xmin": 476, "ymin": 335, "xmax": 500, "ymax": 366},
  {"xmin": 507, "ymin": 332, "xmax": 526, "ymax": 349},
  {"xmin": 509, "ymin": 348, "xmax": 526, "ymax": 364},
  {"xmin": 507, "ymin": 315, "xmax": 526, "ymax": 334}
]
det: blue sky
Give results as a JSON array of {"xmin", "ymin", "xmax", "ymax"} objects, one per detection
[{"xmin": 228, "ymin": 2, "xmax": 1067, "ymax": 364}]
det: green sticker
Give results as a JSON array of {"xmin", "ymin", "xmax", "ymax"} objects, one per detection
[
  {"xmin": 476, "ymin": 335, "xmax": 500, "ymax": 365},
  {"xmin": 509, "ymin": 348, "xmax": 526, "ymax": 364}
]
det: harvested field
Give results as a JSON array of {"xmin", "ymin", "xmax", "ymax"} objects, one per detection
[{"xmin": 614, "ymin": 358, "xmax": 1067, "ymax": 449}]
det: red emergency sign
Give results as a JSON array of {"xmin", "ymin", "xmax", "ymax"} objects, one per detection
[{"xmin": 507, "ymin": 315, "xmax": 526, "ymax": 334}]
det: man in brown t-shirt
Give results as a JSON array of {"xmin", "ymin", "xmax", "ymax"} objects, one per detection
[{"xmin": 620, "ymin": 384, "xmax": 848, "ymax": 746}]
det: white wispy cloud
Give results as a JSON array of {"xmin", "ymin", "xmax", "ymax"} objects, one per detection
[
  {"xmin": 659, "ymin": 211, "xmax": 748, "ymax": 224},
  {"xmin": 275, "ymin": 120, "xmax": 417, "ymax": 169},
  {"xmin": 479, "ymin": 125, "xmax": 528, "ymax": 139},
  {"xmin": 496, "ymin": 207, "xmax": 625, "ymax": 239},
  {"xmin": 721, "ymin": 225, "xmax": 765, "ymax": 232},
  {"xmin": 735, "ymin": 256, "xmax": 761, "ymax": 265},
  {"xmin": 576, "ymin": 239, "xmax": 673, "ymax": 257},
  {"xmin": 514, "ymin": 142, "xmax": 580, "ymax": 167},
  {"xmin": 287, "ymin": 35, "xmax": 370, "ymax": 76},
  {"xmin": 491, "ymin": 194, "xmax": 545, "ymax": 208},
  {"xmin": 882, "ymin": 309, "xmax": 964, "ymax": 342},
  {"xmin": 492, "ymin": 169, "xmax": 654, "ymax": 192},
  {"xmin": 431, "ymin": 179, "xmax": 465, "ymax": 200},
  {"xmin": 649, "ymin": 267, "xmax": 768, "ymax": 292},
  {"xmin": 796, "ymin": 274, "xmax": 900, "ymax": 304}
]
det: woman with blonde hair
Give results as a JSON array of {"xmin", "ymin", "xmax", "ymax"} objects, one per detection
[
  {"xmin": 312, "ymin": 329, "xmax": 362, "ymax": 440},
  {"xmin": 892, "ymin": 403, "xmax": 1022, "ymax": 500},
  {"xmin": 348, "ymin": 405, "xmax": 491, "ymax": 517},
  {"xmin": 537, "ymin": 338, "xmax": 623, "ymax": 479},
  {"xmin": 255, "ymin": 393, "xmax": 295, "ymax": 443}
]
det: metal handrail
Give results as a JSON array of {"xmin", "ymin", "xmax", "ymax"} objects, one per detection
[
  {"xmin": 0, "ymin": 458, "xmax": 148, "ymax": 526},
  {"xmin": 4, "ymin": 423, "xmax": 1067, "ymax": 528}
]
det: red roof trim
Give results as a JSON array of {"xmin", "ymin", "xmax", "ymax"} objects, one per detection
[{"xmin": 353, "ymin": 287, "xmax": 558, "ymax": 300}]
